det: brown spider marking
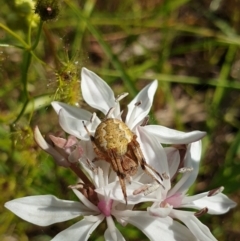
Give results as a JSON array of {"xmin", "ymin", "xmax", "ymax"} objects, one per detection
[{"xmin": 83, "ymin": 110, "xmax": 163, "ymax": 204}]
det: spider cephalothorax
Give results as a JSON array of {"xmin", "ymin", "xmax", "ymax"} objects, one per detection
[{"xmin": 83, "ymin": 116, "xmax": 163, "ymax": 204}]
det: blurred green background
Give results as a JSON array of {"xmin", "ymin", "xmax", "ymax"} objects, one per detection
[{"xmin": 0, "ymin": 0, "xmax": 239, "ymax": 240}]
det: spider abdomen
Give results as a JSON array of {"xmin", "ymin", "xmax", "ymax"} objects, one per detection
[{"xmin": 95, "ymin": 118, "xmax": 133, "ymax": 156}]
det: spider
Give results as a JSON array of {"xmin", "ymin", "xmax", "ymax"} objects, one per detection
[{"xmin": 83, "ymin": 110, "xmax": 163, "ymax": 204}]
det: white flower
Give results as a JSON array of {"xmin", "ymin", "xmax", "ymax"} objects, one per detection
[
  {"xmin": 51, "ymin": 67, "xmax": 206, "ymax": 144},
  {"xmin": 4, "ymin": 160, "xmax": 197, "ymax": 241},
  {"xmin": 51, "ymin": 68, "xmax": 206, "ymax": 190},
  {"xmin": 145, "ymin": 136, "xmax": 237, "ymax": 241},
  {"xmin": 98, "ymin": 128, "xmax": 236, "ymax": 241},
  {"xmin": 5, "ymin": 67, "xmax": 236, "ymax": 241}
]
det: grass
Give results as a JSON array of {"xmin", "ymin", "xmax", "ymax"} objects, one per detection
[{"xmin": 0, "ymin": 0, "xmax": 239, "ymax": 240}]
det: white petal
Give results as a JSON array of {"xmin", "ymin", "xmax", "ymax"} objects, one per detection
[
  {"xmin": 80, "ymin": 140, "xmax": 96, "ymax": 164},
  {"xmin": 95, "ymin": 181, "xmax": 158, "ymax": 205},
  {"xmin": 118, "ymin": 211, "xmax": 197, "ymax": 241},
  {"xmin": 58, "ymin": 109, "xmax": 91, "ymax": 140},
  {"xmin": 105, "ymin": 216, "xmax": 122, "ymax": 241},
  {"xmin": 33, "ymin": 126, "xmax": 70, "ymax": 167},
  {"xmin": 104, "ymin": 226, "xmax": 126, "ymax": 241},
  {"xmin": 168, "ymin": 140, "xmax": 202, "ymax": 197},
  {"xmin": 52, "ymin": 215, "xmax": 104, "ymax": 241},
  {"xmin": 171, "ymin": 210, "xmax": 217, "ymax": 241},
  {"xmin": 81, "ymin": 68, "xmax": 120, "ymax": 115},
  {"xmin": 52, "ymin": 102, "xmax": 100, "ymax": 139},
  {"xmin": 148, "ymin": 205, "xmax": 172, "ymax": 218},
  {"xmin": 68, "ymin": 145, "xmax": 83, "ymax": 163},
  {"xmin": 143, "ymin": 125, "xmax": 206, "ymax": 144},
  {"xmin": 165, "ymin": 147, "xmax": 180, "ymax": 179},
  {"xmin": 126, "ymin": 80, "xmax": 158, "ymax": 130},
  {"xmin": 4, "ymin": 195, "xmax": 94, "ymax": 226},
  {"xmin": 52, "ymin": 101, "xmax": 92, "ymax": 119},
  {"xmin": 136, "ymin": 126, "xmax": 170, "ymax": 190},
  {"xmin": 72, "ymin": 189, "xmax": 99, "ymax": 213},
  {"xmin": 96, "ymin": 160, "xmax": 111, "ymax": 186},
  {"xmin": 182, "ymin": 193, "xmax": 237, "ymax": 214},
  {"xmin": 181, "ymin": 192, "xmax": 207, "ymax": 204}
]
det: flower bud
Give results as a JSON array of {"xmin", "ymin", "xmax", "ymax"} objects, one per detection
[
  {"xmin": 34, "ymin": 126, "xmax": 83, "ymax": 167},
  {"xmin": 35, "ymin": 0, "xmax": 59, "ymax": 21}
]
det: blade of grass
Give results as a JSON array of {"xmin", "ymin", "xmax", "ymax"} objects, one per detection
[
  {"xmin": 65, "ymin": 0, "xmax": 138, "ymax": 97},
  {"xmin": 96, "ymin": 68, "xmax": 240, "ymax": 90},
  {"xmin": 71, "ymin": 0, "xmax": 97, "ymax": 56},
  {"xmin": 212, "ymin": 45, "xmax": 237, "ymax": 107}
]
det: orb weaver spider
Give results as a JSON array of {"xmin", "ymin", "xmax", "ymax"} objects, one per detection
[{"xmin": 83, "ymin": 108, "xmax": 163, "ymax": 204}]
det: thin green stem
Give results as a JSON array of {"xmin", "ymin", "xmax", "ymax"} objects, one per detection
[
  {"xmin": 31, "ymin": 51, "xmax": 48, "ymax": 66},
  {"xmin": 31, "ymin": 21, "xmax": 44, "ymax": 50},
  {"xmin": 22, "ymin": 52, "xmax": 32, "ymax": 98},
  {"xmin": 12, "ymin": 99, "xmax": 30, "ymax": 124},
  {"xmin": 0, "ymin": 23, "xmax": 29, "ymax": 48},
  {"xmin": 11, "ymin": 21, "xmax": 44, "ymax": 125}
]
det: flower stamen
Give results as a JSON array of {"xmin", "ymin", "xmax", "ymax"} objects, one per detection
[
  {"xmin": 86, "ymin": 158, "xmax": 98, "ymax": 173},
  {"xmin": 125, "ymin": 101, "xmax": 142, "ymax": 126},
  {"xmin": 105, "ymin": 107, "xmax": 115, "ymax": 119},
  {"xmin": 194, "ymin": 207, "xmax": 208, "ymax": 217},
  {"xmin": 115, "ymin": 92, "xmax": 129, "ymax": 102},
  {"xmin": 207, "ymin": 186, "xmax": 224, "ymax": 196},
  {"xmin": 162, "ymin": 172, "xmax": 170, "ymax": 179},
  {"xmin": 90, "ymin": 112, "xmax": 97, "ymax": 123},
  {"xmin": 135, "ymin": 101, "xmax": 142, "ymax": 106},
  {"xmin": 140, "ymin": 116, "xmax": 149, "ymax": 126},
  {"xmin": 178, "ymin": 167, "xmax": 193, "ymax": 173},
  {"xmin": 133, "ymin": 182, "xmax": 160, "ymax": 196}
]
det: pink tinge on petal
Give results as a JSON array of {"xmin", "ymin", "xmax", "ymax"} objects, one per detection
[
  {"xmin": 97, "ymin": 199, "xmax": 113, "ymax": 217},
  {"xmin": 165, "ymin": 193, "xmax": 183, "ymax": 207},
  {"xmin": 65, "ymin": 135, "xmax": 79, "ymax": 148},
  {"xmin": 68, "ymin": 145, "xmax": 84, "ymax": 163},
  {"xmin": 48, "ymin": 135, "xmax": 67, "ymax": 148}
]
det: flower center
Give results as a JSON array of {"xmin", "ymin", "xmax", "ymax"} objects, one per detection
[
  {"xmin": 164, "ymin": 193, "xmax": 183, "ymax": 208},
  {"xmin": 97, "ymin": 199, "xmax": 113, "ymax": 217}
]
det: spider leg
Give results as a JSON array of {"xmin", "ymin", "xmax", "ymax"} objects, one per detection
[
  {"xmin": 83, "ymin": 121, "xmax": 128, "ymax": 203},
  {"xmin": 130, "ymin": 136, "xmax": 164, "ymax": 184},
  {"xmin": 122, "ymin": 153, "xmax": 138, "ymax": 180},
  {"xmin": 82, "ymin": 121, "xmax": 94, "ymax": 140},
  {"xmin": 108, "ymin": 150, "xmax": 128, "ymax": 204}
]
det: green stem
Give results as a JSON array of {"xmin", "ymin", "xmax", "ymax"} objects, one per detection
[
  {"xmin": 12, "ymin": 99, "xmax": 29, "ymax": 124},
  {"xmin": 31, "ymin": 21, "xmax": 44, "ymax": 50},
  {"xmin": 11, "ymin": 21, "xmax": 44, "ymax": 125},
  {"xmin": 22, "ymin": 52, "xmax": 32, "ymax": 98},
  {"xmin": 0, "ymin": 23, "xmax": 29, "ymax": 48}
]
